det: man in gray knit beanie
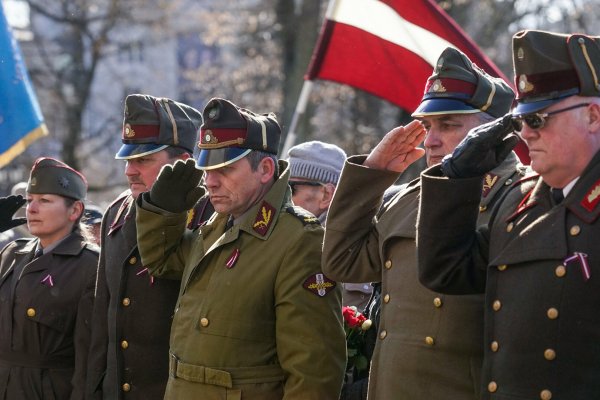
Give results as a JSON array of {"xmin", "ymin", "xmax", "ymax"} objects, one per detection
[{"xmin": 287, "ymin": 140, "xmax": 346, "ymax": 224}]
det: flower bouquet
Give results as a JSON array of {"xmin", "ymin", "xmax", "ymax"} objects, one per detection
[{"xmin": 342, "ymin": 305, "xmax": 373, "ymax": 373}]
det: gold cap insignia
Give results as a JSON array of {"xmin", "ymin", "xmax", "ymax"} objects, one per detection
[
  {"xmin": 518, "ymin": 75, "xmax": 534, "ymax": 93},
  {"xmin": 124, "ymin": 123, "xmax": 135, "ymax": 138},
  {"xmin": 429, "ymin": 79, "xmax": 447, "ymax": 93},
  {"xmin": 517, "ymin": 47, "xmax": 525, "ymax": 61},
  {"xmin": 203, "ymin": 129, "xmax": 218, "ymax": 144}
]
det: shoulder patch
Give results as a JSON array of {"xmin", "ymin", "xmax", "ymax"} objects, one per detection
[
  {"xmin": 303, "ymin": 273, "xmax": 336, "ymax": 297},
  {"xmin": 286, "ymin": 206, "xmax": 320, "ymax": 226}
]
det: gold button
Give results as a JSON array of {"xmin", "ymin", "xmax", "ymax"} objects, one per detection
[
  {"xmin": 384, "ymin": 260, "xmax": 392, "ymax": 269},
  {"xmin": 490, "ymin": 341, "xmax": 499, "ymax": 352},
  {"xmin": 555, "ymin": 265, "xmax": 566, "ymax": 277},
  {"xmin": 379, "ymin": 330, "xmax": 387, "ymax": 340},
  {"xmin": 122, "ymin": 298, "xmax": 131, "ymax": 307},
  {"xmin": 544, "ymin": 348, "xmax": 556, "ymax": 361},
  {"xmin": 121, "ymin": 340, "xmax": 129, "ymax": 349},
  {"xmin": 488, "ymin": 381, "xmax": 497, "ymax": 393},
  {"xmin": 383, "ymin": 294, "xmax": 390, "ymax": 304},
  {"xmin": 547, "ymin": 308, "xmax": 559, "ymax": 320},
  {"xmin": 26, "ymin": 308, "xmax": 36, "ymax": 317},
  {"xmin": 479, "ymin": 205, "xmax": 487, "ymax": 212},
  {"xmin": 433, "ymin": 297, "xmax": 443, "ymax": 308},
  {"xmin": 497, "ymin": 264, "xmax": 507, "ymax": 271},
  {"xmin": 492, "ymin": 300, "xmax": 502, "ymax": 311},
  {"xmin": 569, "ymin": 225, "xmax": 580, "ymax": 236},
  {"xmin": 506, "ymin": 222, "xmax": 514, "ymax": 233},
  {"xmin": 122, "ymin": 383, "xmax": 131, "ymax": 392},
  {"xmin": 200, "ymin": 317, "xmax": 209, "ymax": 327},
  {"xmin": 425, "ymin": 336, "xmax": 435, "ymax": 346},
  {"xmin": 540, "ymin": 389, "xmax": 552, "ymax": 400}
]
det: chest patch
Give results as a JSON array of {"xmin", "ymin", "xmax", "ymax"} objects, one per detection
[{"xmin": 303, "ymin": 273, "xmax": 336, "ymax": 297}]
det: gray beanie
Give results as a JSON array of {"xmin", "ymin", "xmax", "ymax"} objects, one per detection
[{"xmin": 287, "ymin": 141, "xmax": 347, "ymax": 185}]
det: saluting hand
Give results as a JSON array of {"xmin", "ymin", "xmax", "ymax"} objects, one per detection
[
  {"xmin": 364, "ymin": 120, "xmax": 426, "ymax": 172},
  {"xmin": 0, "ymin": 195, "xmax": 27, "ymax": 233},
  {"xmin": 148, "ymin": 158, "xmax": 205, "ymax": 213}
]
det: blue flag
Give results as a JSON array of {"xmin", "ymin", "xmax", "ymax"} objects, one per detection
[{"xmin": 0, "ymin": 3, "xmax": 47, "ymax": 168}]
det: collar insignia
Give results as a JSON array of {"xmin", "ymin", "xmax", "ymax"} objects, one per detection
[
  {"xmin": 482, "ymin": 173, "xmax": 499, "ymax": 198},
  {"xmin": 303, "ymin": 273, "xmax": 336, "ymax": 297},
  {"xmin": 252, "ymin": 201, "xmax": 275, "ymax": 236},
  {"xmin": 581, "ymin": 179, "xmax": 600, "ymax": 212}
]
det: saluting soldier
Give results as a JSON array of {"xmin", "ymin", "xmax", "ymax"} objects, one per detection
[
  {"xmin": 0, "ymin": 158, "xmax": 98, "ymax": 399},
  {"xmin": 86, "ymin": 94, "xmax": 212, "ymax": 399},
  {"xmin": 135, "ymin": 98, "xmax": 346, "ymax": 399},
  {"xmin": 322, "ymin": 47, "xmax": 524, "ymax": 400},
  {"xmin": 417, "ymin": 30, "xmax": 600, "ymax": 399}
]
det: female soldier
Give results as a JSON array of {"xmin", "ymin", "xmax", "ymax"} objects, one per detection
[{"xmin": 0, "ymin": 157, "xmax": 98, "ymax": 399}]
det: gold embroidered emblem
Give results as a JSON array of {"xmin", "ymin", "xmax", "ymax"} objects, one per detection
[
  {"xmin": 124, "ymin": 123, "xmax": 135, "ymax": 138},
  {"xmin": 203, "ymin": 129, "xmax": 218, "ymax": 144},
  {"xmin": 253, "ymin": 207, "xmax": 272, "ymax": 230},
  {"xmin": 587, "ymin": 184, "xmax": 600, "ymax": 204},
  {"xmin": 484, "ymin": 174, "xmax": 498, "ymax": 190},
  {"xmin": 518, "ymin": 75, "xmax": 534, "ymax": 93}
]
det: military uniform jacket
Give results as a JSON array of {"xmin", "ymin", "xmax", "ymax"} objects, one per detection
[
  {"xmin": 418, "ymin": 150, "xmax": 600, "ymax": 399},
  {"xmin": 322, "ymin": 154, "xmax": 522, "ymax": 400},
  {"xmin": 87, "ymin": 191, "xmax": 185, "ymax": 400},
  {"xmin": 136, "ymin": 160, "xmax": 346, "ymax": 400},
  {"xmin": 0, "ymin": 232, "xmax": 98, "ymax": 400}
]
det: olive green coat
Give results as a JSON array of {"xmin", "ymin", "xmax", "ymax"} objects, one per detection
[
  {"xmin": 136, "ymin": 160, "xmax": 346, "ymax": 400},
  {"xmin": 418, "ymin": 150, "xmax": 600, "ymax": 399},
  {"xmin": 322, "ymin": 154, "xmax": 522, "ymax": 400}
]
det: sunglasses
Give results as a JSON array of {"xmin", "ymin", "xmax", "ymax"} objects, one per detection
[
  {"xmin": 289, "ymin": 181, "xmax": 324, "ymax": 195},
  {"xmin": 512, "ymin": 103, "xmax": 590, "ymax": 131}
]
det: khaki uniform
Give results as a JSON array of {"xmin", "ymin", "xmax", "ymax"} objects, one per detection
[
  {"xmin": 0, "ymin": 233, "xmax": 98, "ymax": 400},
  {"xmin": 418, "ymin": 150, "xmax": 600, "ymax": 399},
  {"xmin": 136, "ymin": 161, "xmax": 346, "ymax": 399},
  {"xmin": 323, "ymin": 153, "xmax": 522, "ymax": 399}
]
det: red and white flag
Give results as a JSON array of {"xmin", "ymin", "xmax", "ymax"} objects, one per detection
[{"xmin": 304, "ymin": 0, "xmax": 529, "ymax": 162}]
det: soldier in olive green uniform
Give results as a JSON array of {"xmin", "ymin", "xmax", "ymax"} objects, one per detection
[
  {"xmin": 86, "ymin": 95, "xmax": 212, "ymax": 400},
  {"xmin": 0, "ymin": 158, "xmax": 97, "ymax": 400},
  {"xmin": 418, "ymin": 31, "xmax": 600, "ymax": 399},
  {"xmin": 135, "ymin": 98, "xmax": 346, "ymax": 399},
  {"xmin": 323, "ymin": 47, "xmax": 524, "ymax": 400}
]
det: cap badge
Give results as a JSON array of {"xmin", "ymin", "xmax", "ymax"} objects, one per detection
[
  {"xmin": 517, "ymin": 47, "xmax": 524, "ymax": 61},
  {"xmin": 436, "ymin": 56, "xmax": 444, "ymax": 70},
  {"xmin": 203, "ymin": 129, "xmax": 218, "ymax": 144},
  {"xmin": 482, "ymin": 173, "xmax": 499, "ymax": 198},
  {"xmin": 58, "ymin": 176, "xmax": 70, "ymax": 189},
  {"xmin": 30, "ymin": 177, "xmax": 37, "ymax": 186},
  {"xmin": 124, "ymin": 123, "xmax": 135, "ymax": 138},
  {"xmin": 581, "ymin": 179, "xmax": 600, "ymax": 212},
  {"xmin": 208, "ymin": 106, "xmax": 219, "ymax": 119},
  {"xmin": 303, "ymin": 273, "xmax": 336, "ymax": 297},
  {"xmin": 518, "ymin": 75, "xmax": 534, "ymax": 93},
  {"xmin": 429, "ymin": 79, "xmax": 447, "ymax": 93},
  {"xmin": 252, "ymin": 201, "xmax": 275, "ymax": 236}
]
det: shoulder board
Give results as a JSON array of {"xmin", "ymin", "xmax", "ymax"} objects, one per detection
[
  {"xmin": 285, "ymin": 206, "xmax": 321, "ymax": 226},
  {"xmin": 511, "ymin": 172, "xmax": 540, "ymax": 188}
]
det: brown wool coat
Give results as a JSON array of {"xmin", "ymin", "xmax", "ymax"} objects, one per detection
[
  {"xmin": 135, "ymin": 161, "xmax": 346, "ymax": 400},
  {"xmin": 322, "ymin": 153, "xmax": 522, "ymax": 400},
  {"xmin": 418, "ymin": 150, "xmax": 600, "ymax": 399},
  {"xmin": 0, "ymin": 233, "xmax": 98, "ymax": 400}
]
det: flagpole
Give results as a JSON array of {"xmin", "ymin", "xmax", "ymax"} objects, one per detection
[{"xmin": 281, "ymin": 80, "xmax": 314, "ymax": 156}]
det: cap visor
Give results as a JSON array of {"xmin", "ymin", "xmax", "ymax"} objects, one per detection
[
  {"xmin": 195, "ymin": 147, "xmax": 252, "ymax": 170},
  {"xmin": 512, "ymin": 98, "xmax": 567, "ymax": 116},
  {"xmin": 115, "ymin": 144, "xmax": 168, "ymax": 160},
  {"xmin": 412, "ymin": 98, "xmax": 480, "ymax": 118}
]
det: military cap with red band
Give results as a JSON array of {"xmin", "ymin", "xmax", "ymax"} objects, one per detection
[
  {"xmin": 115, "ymin": 94, "xmax": 203, "ymax": 160},
  {"xmin": 195, "ymin": 98, "xmax": 281, "ymax": 170},
  {"xmin": 512, "ymin": 30, "xmax": 600, "ymax": 116},
  {"xmin": 412, "ymin": 47, "xmax": 514, "ymax": 119},
  {"xmin": 27, "ymin": 157, "xmax": 88, "ymax": 200}
]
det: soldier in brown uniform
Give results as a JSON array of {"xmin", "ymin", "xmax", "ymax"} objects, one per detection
[
  {"xmin": 322, "ymin": 47, "xmax": 524, "ymax": 399},
  {"xmin": 0, "ymin": 157, "xmax": 97, "ymax": 399},
  {"xmin": 135, "ymin": 98, "xmax": 346, "ymax": 399},
  {"xmin": 86, "ymin": 94, "xmax": 211, "ymax": 399},
  {"xmin": 417, "ymin": 30, "xmax": 600, "ymax": 400}
]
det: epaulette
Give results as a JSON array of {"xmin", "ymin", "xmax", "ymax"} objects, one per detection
[{"xmin": 285, "ymin": 206, "xmax": 321, "ymax": 226}]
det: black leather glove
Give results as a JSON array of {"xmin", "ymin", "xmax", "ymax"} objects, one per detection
[
  {"xmin": 148, "ymin": 159, "xmax": 205, "ymax": 213},
  {"xmin": 441, "ymin": 114, "xmax": 519, "ymax": 179},
  {"xmin": 0, "ymin": 195, "xmax": 27, "ymax": 233}
]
